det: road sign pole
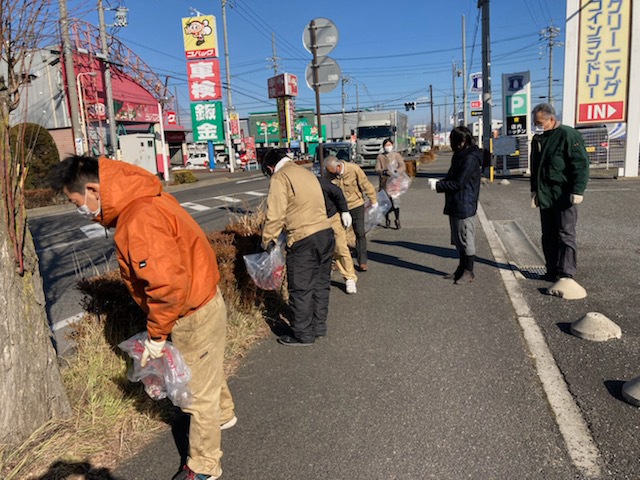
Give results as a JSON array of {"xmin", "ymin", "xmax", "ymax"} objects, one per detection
[
  {"xmin": 479, "ymin": 0, "xmax": 493, "ymax": 180},
  {"xmin": 310, "ymin": 20, "xmax": 323, "ymax": 170},
  {"xmin": 624, "ymin": 3, "xmax": 640, "ymax": 177}
]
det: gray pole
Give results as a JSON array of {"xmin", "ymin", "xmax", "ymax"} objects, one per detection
[
  {"xmin": 221, "ymin": 0, "xmax": 233, "ymax": 109},
  {"xmin": 341, "ymin": 77, "xmax": 346, "ymax": 141},
  {"xmin": 271, "ymin": 32, "xmax": 278, "ymax": 75},
  {"xmin": 548, "ymin": 39, "xmax": 554, "ymax": 105},
  {"xmin": 310, "ymin": 20, "xmax": 323, "ymax": 169},
  {"xmin": 174, "ymin": 86, "xmax": 181, "ymax": 125},
  {"xmin": 98, "ymin": 0, "xmax": 118, "ymax": 156},
  {"xmin": 58, "ymin": 0, "xmax": 83, "ymax": 153},
  {"xmin": 480, "ymin": 0, "xmax": 493, "ymax": 171},
  {"xmin": 452, "ymin": 60, "xmax": 458, "ymax": 127},
  {"xmin": 430, "ymin": 84, "xmax": 435, "ymax": 149},
  {"xmin": 462, "ymin": 14, "xmax": 468, "ymax": 128}
]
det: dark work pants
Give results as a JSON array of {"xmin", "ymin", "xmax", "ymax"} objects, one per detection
[
  {"xmin": 350, "ymin": 204, "xmax": 367, "ymax": 265},
  {"xmin": 286, "ymin": 228, "xmax": 335, "ymax": 342},
  {"xmin": 385, "ymin": 197, "xmax": 400, "ymax": 222},
  {"xmin": 540, "ymin": 204, "xmax": 578, "ymax": 277}
]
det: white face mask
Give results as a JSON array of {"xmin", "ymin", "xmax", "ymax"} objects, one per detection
[
  {"xmin": 77, "ymin": 190, "xmax": 101, "ymax": 219},
  {"xmin": 384, "ymin": 145, "xmax": 393, "ymax": 153}
]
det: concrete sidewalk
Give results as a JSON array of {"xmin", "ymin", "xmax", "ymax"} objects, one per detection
[{"xmin": 116, "ymin": 170, "xmax": 577, "ymax": 479}]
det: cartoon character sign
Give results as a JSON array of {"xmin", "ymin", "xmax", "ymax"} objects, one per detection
[
  {"xmin": 182, "ymin": 15, "xmax": 218, "ymax": 60},
  {"xmin": 184, "ymin": 18, "xmax": 211, "ymax": 46}
]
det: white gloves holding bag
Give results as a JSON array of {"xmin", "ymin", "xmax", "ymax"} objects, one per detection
[
  {"xmin": 341, "ymin": 212, "xmax": 352, "ymax": 228},
  {"xmin": 141, "ymin": 338, "xmax": 166, "ymax": 367}
]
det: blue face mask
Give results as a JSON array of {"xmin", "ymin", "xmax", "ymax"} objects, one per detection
[{"xmin": 77, "ymin": 190, "xmax": 101, "ymax": 219}]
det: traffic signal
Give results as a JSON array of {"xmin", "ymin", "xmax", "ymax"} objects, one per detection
[{"xmin": 404, "ymin": 102, "xmax": 416, "ymax": 111}]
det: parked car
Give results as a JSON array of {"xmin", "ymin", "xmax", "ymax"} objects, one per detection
[{"xmin": 312, "ymin": 142, "xmax": 356, "ymax": 175}]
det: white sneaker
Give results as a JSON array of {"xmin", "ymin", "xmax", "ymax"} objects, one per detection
[
  {"xmin": 220, "ymin": 416, "xmax": 237, "ymax": 430},
  {"xmin": 345, "ymin": 279, "xmax": 357, "ymax": 294}
]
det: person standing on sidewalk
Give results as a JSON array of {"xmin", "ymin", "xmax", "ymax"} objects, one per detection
[
  {"xmin": 324, "ymin": 156, "xmax": 378, "ymax": 271},
  {"xmin": 436, "ymin": 126, "xmax": 483, "ymax": 284},
  {"xmin": 375, "ymin": 138, "xmax": 406, "ymax": 229},
  {"xmin": 530, "ymin": 103, "xmax": 589, "ymax": 298},
  {"xmin": 261, "ymin": 149, "xmax": 335, "ymax": 346},
  {"xmin": 319, "ymin": 175, "xmax": 358, "ymax": 294},
  {"xmin": 49, "ymin": 155, "xmax": 235, "ymax": 480}
]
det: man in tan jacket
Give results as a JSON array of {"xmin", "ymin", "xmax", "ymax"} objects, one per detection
[
  {"xmin": 261, "ymin": 149, "xmax": 335, "ymax": 346},
  {"xmin": 325, "ymin": 157, "xmax": 377, "ymax": 271}
]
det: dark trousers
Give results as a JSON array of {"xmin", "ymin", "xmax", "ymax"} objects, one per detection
[
  {"xmin": 385, "ymin": 198, "xmax": 400, "ymax": 222},
  {"xmin": 350, "ymin": 204, "xmax": 367, "ymax": 265},
  {"xmin": 540, "ymin": 204, "xmax": 578, "ymax": 277},
  {"xmin": 286, "ymin": 228, "xmax": 335, "ymax": 342}
]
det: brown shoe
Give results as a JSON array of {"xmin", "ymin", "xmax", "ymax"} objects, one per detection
[{"xmin": 359, "ymin": 263, "xmax": 368, "ymax": 272}]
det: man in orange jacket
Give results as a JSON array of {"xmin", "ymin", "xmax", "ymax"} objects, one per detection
[{"xmin": 49, "ymin": 155, "xmax": 234, "ymax": 480}]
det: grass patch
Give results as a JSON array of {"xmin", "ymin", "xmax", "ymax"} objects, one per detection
[{"xmin": 0, "ymin": 209, "xmax": 285, "ymax": 479}]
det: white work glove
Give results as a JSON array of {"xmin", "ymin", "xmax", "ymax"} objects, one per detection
[
  {"xmin": 341, "ymin": 211, "xmax": 352, "ymax": 228},
  {"xmin": 141, "ymin": 338, "xmax": 166, "ymax": 367},
  {"xmin": 570, "ymin": 194, "xmax": 584, "ymax": 205},
  {"xmin": 530, "ymin": 192, "xmax": 538, "ymax": 209}
]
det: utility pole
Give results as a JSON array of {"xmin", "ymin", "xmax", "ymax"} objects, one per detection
[
  {"xmin": 540, "ymin": 25, "xmax": 562, "ymax": 106},
  {"xmin": 462, "ymin": 14, "xmax": 468, "ymax": 128},
  {"xmin": 479, "ymin": 0, "xmax": 493, "ymax": 179},
  {"xmin": 174, "ymin": 86, "xmax": 181, "ymax": 125},
  {"xmin": 269, "ymin": 32, "xmax": 279, "ymax": 75},
  {"xmin": 58, "ymin": 0, "xmax": 83, "ymax": 154},
  {"xmin": 452, "ymin": 60, "xmax": 458, "ymax": 127},
  {"xmin": 341, "ymin": 76, "xmax": 348, "ymax": 141},
  {"xmin": 310, "ymin": 19, "xmax": 323, "ymax": 169},
  {"xmin": 221, "ymin": 0, "xmax": 235, "ymax": 172},
  {"xmin": 429, "ymin": 84, "xmax": 435, "ymax": 149},
  {"xmin": 98, "ymin": 0, "xmax": 118, "ymax": 156}
]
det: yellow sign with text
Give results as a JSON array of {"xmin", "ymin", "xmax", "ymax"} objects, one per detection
[
  {"xmin": 182, "ymin": 16, "xmax": 218, "ymax": 60},
  {"xmin": 576, "ymin": 0, "xmax": 631, "ymax": 124}
]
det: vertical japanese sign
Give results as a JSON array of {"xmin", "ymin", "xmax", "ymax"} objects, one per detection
[
  {"xmin": 501, "ymin": 71, "xmax": 531, "ymax": 136},
  {"xmin": 191, "ymin": 102, "xmax": 224, "ymax": 143},
  {"xmin": 187, "ymin": 59, "xmax": 222, "ymax": 101},
  {"xmin": 182, "ymin": 16, "xmax": 218, "ymax": 60},
  {"xmin": 576, "ymin": 0, "xmax": 631, "ymax": 124},
  {"xmin": 229, "ymin": 112, "xmax": 240, "ymax": 140},
  {"xmin": 245, "ymin": 136, "xmax": 256, "ymax": 160}
]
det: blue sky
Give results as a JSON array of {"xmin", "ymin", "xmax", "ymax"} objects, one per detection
[{"xmin": 75, "ymin": 0, "xmax": 567, "ymax": 128}]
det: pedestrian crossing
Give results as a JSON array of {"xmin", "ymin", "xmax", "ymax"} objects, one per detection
[{"xmin": 180, "ymin": 190, "xmax": 267, "ymax": 212}]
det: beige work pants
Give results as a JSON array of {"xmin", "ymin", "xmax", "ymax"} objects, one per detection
[
  {"xmin": 171, "ymin": 289, "xmax": 234, "ymax": 477},
  {"xmin": 329, "ymin": 213, "xmax": 357, "ymax": 282}
]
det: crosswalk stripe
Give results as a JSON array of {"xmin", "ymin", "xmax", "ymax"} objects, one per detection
[
  {"xmin": 244, "ymin": 191, "xmax": 267, "ymax": 197},
  {"xmin": 213, "ymin": 195, "xmax": 241, "ymax": 203},
  {"xmin": 180, "ymin": 202, "xmax": 212, "ymax": 211}
]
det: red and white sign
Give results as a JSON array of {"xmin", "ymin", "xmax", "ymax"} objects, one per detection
[
  {"xmin": 470, "ymin": 100, "xmax": 482, "ymax": 109},
  {"xmin": 166, "ymin": 111, "xmax": 177, "ymax": 125},
  {"xmin": 577, "ymin": 101, "xmax": 624, "ymax": 123},
  {"xmin": 268, "ymin": 73, "xmax": 298, "ymax": 98},
  {"xmin": 187, "ymin": 59, "xmax": 221, "ymax": 101},
  {"xmin": 245, "ymin": 136, "xmax": 256, "ymax": 160}
]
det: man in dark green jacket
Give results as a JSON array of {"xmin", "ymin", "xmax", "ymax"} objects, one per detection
[{"xmin": 530, "ymin": 103, "xmax": 589, "ymax": 291}]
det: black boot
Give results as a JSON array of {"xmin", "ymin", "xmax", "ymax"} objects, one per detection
[
  {"xmin": 444, "ymin": 255, "xmax": 465, "ymax": 280},
  {"xmin": 455, "ymin": 255, "xmax": 475, "ymax": 284}
]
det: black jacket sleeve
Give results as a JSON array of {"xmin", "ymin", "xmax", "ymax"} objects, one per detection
[
  {"xmin": 319, "ymin": 177, "xmax": 349, "ymax": 214},
  {"xmin": 436, "ymin": 155, "xmax": 477, "ymax": 193}
]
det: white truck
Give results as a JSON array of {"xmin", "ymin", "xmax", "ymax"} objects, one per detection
[{"xmin": 356, "ymin": 111, "xmax": 409, "ymax": 167}]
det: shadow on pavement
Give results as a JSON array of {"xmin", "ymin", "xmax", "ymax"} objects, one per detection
[
  {"xmin": 371, "ymin": 240, "xmax": 512, "ymax": 271},
  {"xmin": 604, "ymin": 380, "xmax": 627, "ymax": 403},
  {"xmin": 31, "ymin": 461, "xmax": 123, "ymax": 479},
  {"xmin": 556, "ymin": 322, "xmax": 573, "ymax": 335},
  {"xmin": 367, "ymin": 250, "xmax": 448, "ymax": 276}
]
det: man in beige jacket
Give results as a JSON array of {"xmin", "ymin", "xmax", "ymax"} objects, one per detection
[
  {"xmin": 261, "ymin": 149, "xmax": 335, "ymax": 346},
  {"xmin": 325, "ymin": 157, "xmax": 377, "ymax": 271}
]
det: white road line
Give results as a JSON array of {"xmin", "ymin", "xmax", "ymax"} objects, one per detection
[
  {"xmin": 180, "ymin": 202, "xmax": 212, "ymax": 211},
  {"xmin": 80, "ymin": 224, "xmax": 109, "ymax": 238},
  {"xmin": 477, "ymin": 202, "xmax": 603, "ymax": 478},
  {"xmin": 244, "ymin": 191, "xmax": 267, "ymax": 197},
  {"xmin": 52, "ymin": 312, "xmax": 84, "ymax": 332},
  {"xmin": 236, "ymin": 176, "xmax": 264, "ymax": 184},
  {"xmin": 213, "ymin": 195, "xmax": 241, "ymax": 203}
]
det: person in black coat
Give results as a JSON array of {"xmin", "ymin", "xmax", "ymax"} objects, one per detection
[{"xmin": 436, "ymin": 126, "xmax": 483, "ymax": 283}]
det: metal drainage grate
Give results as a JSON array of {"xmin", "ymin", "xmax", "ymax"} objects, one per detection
[{"xmin": 518, "ymin": 265, "xmax": 547, "ymax": 279}]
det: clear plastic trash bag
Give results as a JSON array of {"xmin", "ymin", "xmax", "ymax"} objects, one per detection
[
  {"xmin": 244, "ymin": 233, "xmax": 286, "ymax": 290},
  {"xmin": 364, "ymin": 190, "xmax": 392, "ymax": 233},
  {"xmin": 118, "ymin": 332, "xmax": 193, "ymax": 408},
  {"xmin": 385, "ymin": 172, "xmax": 412, "ymax": 199}
]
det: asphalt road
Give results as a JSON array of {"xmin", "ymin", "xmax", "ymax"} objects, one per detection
[
  {"xmin": 29, "ymin": 170, "xmax": 271, "ymax": 350},
  {"xmin": 115, "ymin": 160, "xmax": 582, "ymax": 479}
]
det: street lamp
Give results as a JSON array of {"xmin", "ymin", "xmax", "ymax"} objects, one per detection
[{"xmin": 76, "ymin": 71, "xmax": 98, "ymax": 154}]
